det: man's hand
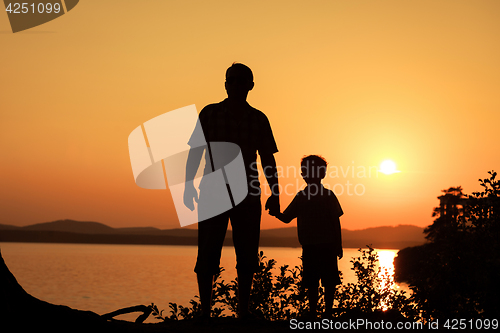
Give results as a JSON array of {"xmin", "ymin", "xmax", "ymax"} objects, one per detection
[
  {"xmin": 265, "ymin": 195, "xmax": 280, "ymax": 216},
  {"xmin": 268, "ymin": 208, "xmax": 278, "ymax": 217},
  {"xmin": 183, "ymin": 183, "xmax": 199, "ymax": 211},
  {"xmin": 261, "ymin": 153, "xmax": 280, "ymax": 215}
]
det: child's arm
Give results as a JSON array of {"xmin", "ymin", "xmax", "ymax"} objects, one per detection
[
  {"xmin": 330, "ymin": 193, "xmax": 344, "ymax": 259},
  {"xmin": 269, "ymin": 210, "xmax": 294, "ymax": 224},
  {"xmin": 336, "ymin": 218, "xmax": 343, "ymax": 259},
  {"xmin": 268, "ymin": 191, "xmax": 300, "ymax": 224}
]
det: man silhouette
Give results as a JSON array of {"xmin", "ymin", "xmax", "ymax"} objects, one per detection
[{"xmin": 183, "ymin": 63, "xmax": 280, "ymax": 319}]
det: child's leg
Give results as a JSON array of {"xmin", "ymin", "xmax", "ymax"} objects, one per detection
[
  {"xmin": 307, "ymin": 282, "xmax": 319, "ymax": 316},
  {"xmin": 323, "ymin": 285, "xmax": 335, "ymax": 316}
]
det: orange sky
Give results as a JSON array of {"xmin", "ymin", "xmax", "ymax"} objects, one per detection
[{"xmin": 1, "ymin": 0, "xmax": 499, "ymax": 230}]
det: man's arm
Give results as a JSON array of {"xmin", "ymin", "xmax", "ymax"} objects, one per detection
[
  {"xmin": 260, "ymin": 153, "xmax": 280, "ymax": 214},
  {"xmin": 183, "ymin": 146, "xmax": 204, "ymax": 211}
]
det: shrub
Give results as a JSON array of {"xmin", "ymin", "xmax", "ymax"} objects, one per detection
[
  {"xmin": 156, "ymin": 246, "xmax": 416, "ymax": 321},
  {"xmin": 398, "ymin": 171, "xmax": 500, "ymax": 319},
  {"xmin": 335, "ymin": 246, "xmax": 417, "ymax": 320}
]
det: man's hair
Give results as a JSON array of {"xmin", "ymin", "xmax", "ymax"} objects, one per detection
[
  {"xmin": 301, "ymin": 155, "xmax": 328, "ymax": 178},
  {"xmin": 226, "ymin": 62, "xmax": 253, "ymax": 82}
]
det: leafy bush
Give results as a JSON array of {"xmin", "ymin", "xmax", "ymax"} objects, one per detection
[
  {"xmin": 335, "ymin": 247, "xmax": 417, "ymax": 320},
  {"xmin": 154, "ymin": 246, "xmax": 416, "ymax": 321}
]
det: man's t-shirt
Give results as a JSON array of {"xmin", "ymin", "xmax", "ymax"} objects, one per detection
[
  {"xmin": 188, "ymin": 99, "xmax": 278, "ymax": 194},
  {"xmin": 283, "ymin": 184, "xmax": 343, "ymax": 247}
]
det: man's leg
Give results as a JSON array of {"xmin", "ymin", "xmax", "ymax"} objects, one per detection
[
  {"xmin": 194, "ymin": 212, "xmax": 229, "ymax": 317},
  {"xmin": 197, "ymin": 273, "xmax": 215, "ymax": 317},
  {"xmin": 236, "ymin": 270, "xmax": 254, "ymax": 317},
  {"xmin": 231, "ymin": 195, "xmax": 261, "ymax": 318}
]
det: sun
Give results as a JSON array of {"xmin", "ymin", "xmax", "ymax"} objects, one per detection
[{"xmin": 379, "ymin": 160, "xmax": 400, "ymax": 175}]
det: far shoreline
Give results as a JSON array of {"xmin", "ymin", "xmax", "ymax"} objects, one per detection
[{"xmin": 0, "ymin": 238, "xmax": 422, "ymax": 250}]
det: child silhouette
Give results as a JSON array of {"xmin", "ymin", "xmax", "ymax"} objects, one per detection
[{"xmin": 269, "ymin": 155, "xmax": 343, "ymax": 318}]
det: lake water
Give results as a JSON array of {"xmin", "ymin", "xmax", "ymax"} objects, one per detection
[{"xmin": 0, "ymin": 242, "xmax": 407, "ymax": 322}]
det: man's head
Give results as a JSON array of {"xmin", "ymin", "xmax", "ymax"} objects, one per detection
[
  {"xmin": 301, "ymin": 155, "xmax": 328, "ymax": 184},
  {"xmin": 225, "ymin": 63, "xmax": 254, "ymax": 101}
]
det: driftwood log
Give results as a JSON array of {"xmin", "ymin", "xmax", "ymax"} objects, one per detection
[{"xmin": 0, "ymin": 248, "xmax": 160, "ymax": 332}]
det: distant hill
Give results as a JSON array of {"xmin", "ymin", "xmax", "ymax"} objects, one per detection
[
  {"xmin": 260, "ymin": 225, "xmax": 426, "ymax": 248},
  {"xmin": 0, "ymin": 220, "xmax": 426, "ymax": 249},
  {"xmin": 23, "ymin": 220, "xmax": 117, "ymax": 234},
  {"xmin": 0, "ymin": 224, "xmax": 21, "ymax": 230},
  {"xmin": 342, "ymin": 225, "xmax": 426, "ymax": 249}
]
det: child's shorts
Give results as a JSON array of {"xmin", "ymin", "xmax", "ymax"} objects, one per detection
[{"xmin": 301, "ymin": 243, "xmax": 341, "ymax": 288}]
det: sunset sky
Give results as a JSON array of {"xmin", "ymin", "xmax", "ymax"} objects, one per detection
[{"xmin": 1, "ymin": 0, "xmax": 499, "ymax": 231}]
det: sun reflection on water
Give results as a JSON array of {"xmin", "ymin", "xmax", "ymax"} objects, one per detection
[{"xmin": 376, "ymin": 250, "xmax": 397, "ymax": 311}]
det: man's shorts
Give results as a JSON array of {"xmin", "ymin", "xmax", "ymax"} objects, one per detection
[
  {"xmin": 301, "ymin": 243, "xmax": 341, "ymax": 288},
  {"xmin": 194, "ymin": 194, "xmax": 261, "ymax": 276}
]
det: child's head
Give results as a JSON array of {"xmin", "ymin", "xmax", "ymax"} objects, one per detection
[{"xmin": 301, "ymin": 155, "xmax": 328, "ymax": 184}]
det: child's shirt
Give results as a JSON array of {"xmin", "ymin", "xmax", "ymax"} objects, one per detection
[{"xmin": 283, "ymin": 184, "xmax": 343, "ymax": 248}]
